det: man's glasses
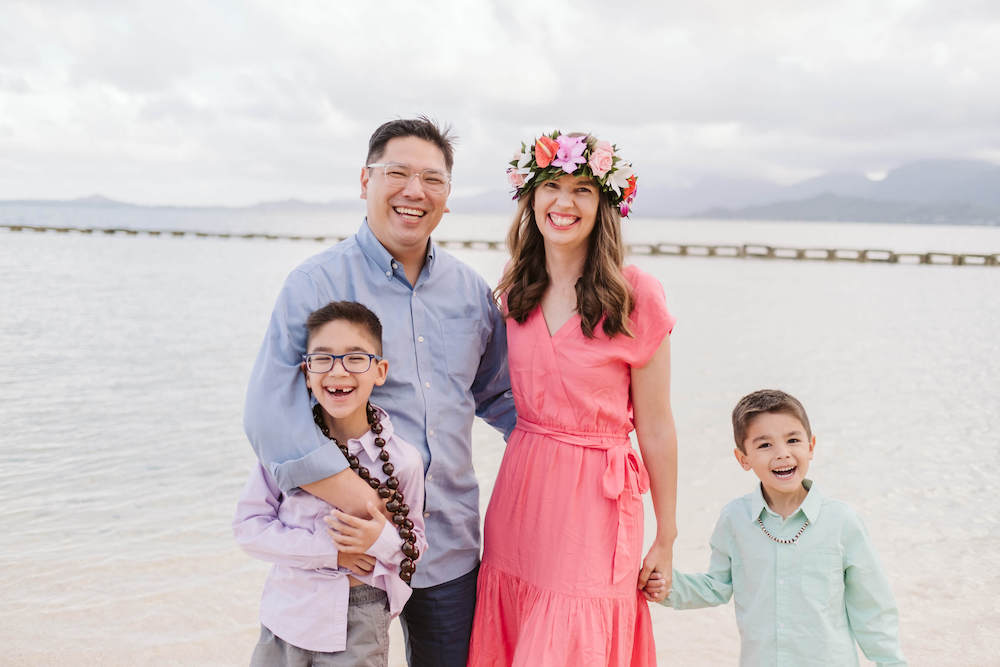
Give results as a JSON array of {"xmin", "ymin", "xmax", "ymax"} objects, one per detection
[
  {"xmin": 303, "ymin": 352, "xmax": 381, "ymax": 374},
  {"xmin": 367, "ymin": 162, "xmax": 451, "ymax": 194}
]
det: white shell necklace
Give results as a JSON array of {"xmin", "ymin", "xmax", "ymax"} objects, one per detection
[{"xmin": 757, "ymin": 517, "xmax": 810, "ymax": 544}]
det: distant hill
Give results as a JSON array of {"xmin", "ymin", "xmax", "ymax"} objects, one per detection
[
  {"xmin": 693, "ymin": 193, "xmax": 1000, "ymax": 225},
  {"xmin": 3, "ymin": 158, "xmax": 998, "ymax": 224}
]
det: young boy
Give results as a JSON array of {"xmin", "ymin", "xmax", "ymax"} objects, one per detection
[
  {"xmin": 233, "ymin": 301, "xmax": 427, "ymax": 666},
  {"xmin": 647, "ymin": 389, "xmax": 906, "ymax": 666}
]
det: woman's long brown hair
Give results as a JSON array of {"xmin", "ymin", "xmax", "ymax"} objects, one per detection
[{"xmin": 494, "ymin": 189, "xmax": 634, "ymax": 338}]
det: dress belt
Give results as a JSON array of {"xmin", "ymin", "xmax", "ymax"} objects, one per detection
[{"xmin": 515, "ymin": 418, "xmax": 650, "ymax": 584}]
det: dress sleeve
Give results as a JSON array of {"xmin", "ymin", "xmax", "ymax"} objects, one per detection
[{"xmin": 622, "ymin": 265, "xmax": 676, "ymax": 368}]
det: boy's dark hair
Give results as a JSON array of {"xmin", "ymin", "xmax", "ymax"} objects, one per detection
[
  {"xmin": 306, "ymin": 301, "xmax": 383, "ymax": 355},
  {"xmin": 732, "ymin": 389, "xmax": 812, "ymax": 453},
  {"xmin": 366, "ymin": 116, "xmax": 456, "ymax": 173}
]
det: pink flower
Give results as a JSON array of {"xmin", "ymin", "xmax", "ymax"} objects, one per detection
[
  {"xmin": 552, "ymin": 135, "xmax": 587, "ymax": 174},
  {"xmin": 507, "ymin": 167, "xmax": 526, "ymax": 189},
  {"xmin": 587, "ymin": 140, "xmax": 614, "ymax": 178}
]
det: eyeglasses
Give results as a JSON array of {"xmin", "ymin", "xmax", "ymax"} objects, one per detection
[
  {"xmin": 367, "ymin": 162, "xmax": 451, "ymax": 194},
  {"xmin": 302, "ymin": 352, "xmax": 381, "ymax": 374}
]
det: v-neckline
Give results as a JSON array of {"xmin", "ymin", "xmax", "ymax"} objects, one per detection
[{"xmin": 539, "ymin": 306, "xmax": 579, "ymax": 339}]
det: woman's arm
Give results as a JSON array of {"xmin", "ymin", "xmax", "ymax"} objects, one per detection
[{"xmin": 631, "ymin": 335, "xmax": 678, "ymax": 590}]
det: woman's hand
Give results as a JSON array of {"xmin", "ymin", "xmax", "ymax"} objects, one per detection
[
  {"xmin": 326, "ymin": 500, "xmax": 388, "ymax": 555},
  {"xmin": 642, "ymin": 570, "xmax": 669, "ymax": 602},
  {"xmin": 638, "ymin": 539, "xmax": 673, "ymax": 593}
]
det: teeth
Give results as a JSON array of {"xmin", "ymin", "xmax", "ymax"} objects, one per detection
[
  {"xmin": 326, "ymin": 387, "xmax": 354, "ymax": 395},
  {"xmin": 549, "ymin": 213, "xmax": 577, "ymax": 228},
  {"xmin": 395, "ymin": 207, "xmax": 425, "ymax": 217}
]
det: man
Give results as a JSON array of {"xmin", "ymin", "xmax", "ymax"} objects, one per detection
[{"xmin": 243, "ymin": 117, "xmax": 516, "ymax": 666}]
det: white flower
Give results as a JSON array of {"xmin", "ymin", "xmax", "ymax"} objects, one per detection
[{"xmin": 607, "ymin": 162, "xmax": 634, "ymax": 196}]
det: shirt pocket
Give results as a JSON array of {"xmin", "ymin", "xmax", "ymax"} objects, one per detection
[
  {"xmin": 801, "ymin": 548, "xmax": 844, "ymax": 608},
  {"xmin": 440, "ymin": 317, "xmax": 486, "ymax": 388}
]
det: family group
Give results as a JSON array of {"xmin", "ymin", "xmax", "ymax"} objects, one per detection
[{"xmin": 231, "ymin": 117, "xmax": 906, "ymax": 667}]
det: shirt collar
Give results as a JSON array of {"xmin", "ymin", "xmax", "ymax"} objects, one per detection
[
  {"xmin": 750, "ymin": 479, "xmax": 821, "ymax": 523},
  {"xmin": 345, "ymin": 404, "xmax": 395, "ymax": 462},
  {"xmin": 356, "ymin": 218, "xmax": 436, "ymax": 280}
]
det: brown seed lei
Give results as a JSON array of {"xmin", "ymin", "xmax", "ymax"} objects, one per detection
[{"xmin": 313, "ymin": 403, "xmax": 419, "ymax": 583}]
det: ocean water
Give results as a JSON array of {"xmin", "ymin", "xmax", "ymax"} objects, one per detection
[{"xmin": 2, "ymin": 212, "xmax": 999, "ymax": 665}]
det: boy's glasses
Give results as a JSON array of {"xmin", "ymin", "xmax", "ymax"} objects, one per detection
[
  {"xmin": 302, "ymin": 352, "xmax": 381, "ymax": 374},
  {"xmin": 367, "ymin": 162, "xmax": 451, "ymax": 194}
]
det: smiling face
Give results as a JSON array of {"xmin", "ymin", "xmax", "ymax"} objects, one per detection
[
  {"xmin": 305, "ymin": 319, "xmax": 388, "ymax": 439},
  {"xmin": 531, "ymin": 173, "xmax": 600, "ymax": 253},
  {"xmin": 735, "ymin": 411, "xmax": 816, "ymax": 501},
  {"xmin": 361, "ymin": 135, "xmax": 450, "ymax": 265}
]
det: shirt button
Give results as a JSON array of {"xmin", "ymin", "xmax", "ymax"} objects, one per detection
[
  {"xmin": 423, "ymin": 512, "xmax": 431, "ymax": 518},
  {"xmin": 391, "ymin": 261, "xmax": 398, "ymax": 269},
  {"xmin": 428, "ymin": 429, "xmax": 435, "ymax": 436},
  {"xmin": 426, "ymin": 474, "xmax": 433, "ymax": 482},
  {"xmin": 425, "ymin": 381, "xmax": 431, "ymax": 388},
  {"xmin": 385, "ymin": 269, "xmax": 392, "ymax": 277},
  {"xmin": 418, "ymin": 336, "xmax": 424, "ymax": 343}
]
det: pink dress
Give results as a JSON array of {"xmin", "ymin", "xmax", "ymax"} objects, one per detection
[{"xmin": 468, "ymin": 265, "xmax": 676, "ymax": 667}]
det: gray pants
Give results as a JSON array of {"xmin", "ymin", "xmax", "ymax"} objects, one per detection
[{"xmin": 250, "ymin": 585, "xmax": 390, "ymax": 667}]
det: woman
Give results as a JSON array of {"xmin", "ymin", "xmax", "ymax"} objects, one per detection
[{"xmin": 468, "ymin": 132, "xmax": 679, "ymax": 666}]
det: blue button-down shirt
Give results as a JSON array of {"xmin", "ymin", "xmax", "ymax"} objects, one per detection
[
  {"xmin": 243, "ymin": 219, "xmax": 517, "ymax": 587},
  {"xmin": 665, "ymin": 481, "xmax": 906, "ymax": 666}
]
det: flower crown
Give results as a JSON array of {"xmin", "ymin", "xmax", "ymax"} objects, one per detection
[{"xmin": 506, "ymin": 131, "xmax": 638, "ymax": 217}]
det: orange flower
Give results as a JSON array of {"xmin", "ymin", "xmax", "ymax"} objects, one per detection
[{"xmin": 534, "ymin": 136, "xmax": 559, "ymax": 168}]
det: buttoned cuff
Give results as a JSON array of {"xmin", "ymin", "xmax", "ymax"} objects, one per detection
[
  {"xmin": 365, "ymin": 520, "xmax": 403, "ymax": 565},
  {"xmin": 307, "ymin": 519, "xmax": 341, "ymax": 570}
]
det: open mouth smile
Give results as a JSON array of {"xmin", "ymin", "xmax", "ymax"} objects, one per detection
[
  {"xmin": 393, "ymin": 206, "xmax": 426, "ymax": 219},
  {"xmin": 771, "ymin": 466, "xmax": 797, "ymax": 480},
  {"xmin": 547, "ymin": 212, "xmax": 579, "ymax": 228}
]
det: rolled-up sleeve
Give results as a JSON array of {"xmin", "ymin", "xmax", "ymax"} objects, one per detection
[
  {"xmin": 232, "ymin": 465, "xmax": 341, "ymax": 571},
  {"xmin": 243, "ymin": 269, "xmax": 349, "ymax": 491}
]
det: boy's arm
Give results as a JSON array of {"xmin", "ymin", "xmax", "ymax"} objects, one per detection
[
  {"xmin": 243, "ymin": 269, "xmax": 380, "ymax": 514},
  {"xmin": 664, "ymin": 515, "xmax": 734, "ymax": 609},
  {"xmin": 843, "ymin": 513, "xmax": 908, "ymax": 666},
  {"xmin": 470, "ymin": 287, "xmax": 517, "ymax": 439},
  {"xmin": 232, "ymin": 465, "xmax": 341, "ymax": 571}
]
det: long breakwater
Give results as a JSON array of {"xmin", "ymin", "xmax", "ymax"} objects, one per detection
[{"xmin": 4, "ymin": 222, "xmax": 997, "ymax": 267}]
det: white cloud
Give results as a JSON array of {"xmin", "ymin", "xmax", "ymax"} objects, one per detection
[{"xmin": 0, "ymin": 0, "xmax": 997, "ymax": 204}]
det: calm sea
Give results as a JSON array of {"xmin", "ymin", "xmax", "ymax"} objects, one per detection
[{"xmin": 2, "ymin": 209, "xmax": 999, "ymax": 665}]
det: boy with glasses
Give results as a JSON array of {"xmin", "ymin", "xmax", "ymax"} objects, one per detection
[
  {"xmin": 235, "ymin": 301, "xmax": 427, "ymax": 666},
  {"xmin": 243, "ymin": 117, "xmax": 516, "ymax": 666}
]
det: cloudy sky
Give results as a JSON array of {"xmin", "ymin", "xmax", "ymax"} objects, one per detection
[{"xmin": 2, "ymin": 0, "xmax": 998, "ymax": 206}]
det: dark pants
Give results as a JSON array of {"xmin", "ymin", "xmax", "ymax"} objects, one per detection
[{"xmin": 399, "ymin": 564, "xmax": 479, "ymax": 667}]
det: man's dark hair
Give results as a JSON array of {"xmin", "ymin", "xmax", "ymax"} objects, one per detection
[
  {"xmin": 305, "ymin": 301, "xmax": 383, "ymax": 355},
  {"xmin": 366, "ymin": 116, "xmax": 456, "ymax": 173}
]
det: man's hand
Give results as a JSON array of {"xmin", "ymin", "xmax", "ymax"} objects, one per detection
[
  {"xmin": 337, "ymin": 552, "xmax": 376, "ymax": 576},
  {"xmin": 326, "ymin": 501, "xmax": 388, "ymax": 555}
]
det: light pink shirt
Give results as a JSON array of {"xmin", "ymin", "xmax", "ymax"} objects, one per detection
[{"xmin": 233, "ymin": 406, "xmax": 427, "ymax": 652}]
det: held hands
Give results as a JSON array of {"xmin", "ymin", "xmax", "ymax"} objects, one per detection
[
  {"xmin": 326, "ymin": 500, "xmax": 388, "ymax": 575},
  {"xmin": 642, "ymin": 570, "xmax": 669, "ymax": 602},
  {"xmin": 638, "ymin": 539, "xmax": 673, "ymax": 602}
]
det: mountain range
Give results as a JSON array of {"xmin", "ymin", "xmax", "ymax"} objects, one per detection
[{"xmin": 3, "ymin": 159, "xmax": 998, "ymax": 225}]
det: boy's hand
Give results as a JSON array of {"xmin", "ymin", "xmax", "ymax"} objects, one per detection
[
  {"xmin": 642, "ymin": 570, "xmax": 669, "ymax": 602},
  {"xmin": 337, "ymin": 552, "xmax": 376, "ymax": 576},
  {"xmin": 326, "ymin": 501, "xmax": 388, "ymax": 555}
]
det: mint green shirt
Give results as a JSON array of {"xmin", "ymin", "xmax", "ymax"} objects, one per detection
[{"xmin": 663, "ymin": 481, "xmax": 906, "ymax": 666}]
